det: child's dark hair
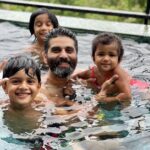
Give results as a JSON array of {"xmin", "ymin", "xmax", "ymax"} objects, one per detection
[
  {"xmin": 44, "ymin": 27, "xmax": 78, "ymax": 53},
  {"xmin": 92, "ymin": 32, "xmax": 124, "ymax": 62},
  {"xmin": 29, "ymin": 8, "xmax": 59, "ymax": 35},
  {"xmin": 3, "ymin": 55, "xmax": 41, "ymax": 83}
]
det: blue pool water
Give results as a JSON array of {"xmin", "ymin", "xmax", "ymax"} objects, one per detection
[{"xmin": 0, "ymin": 21, "xmax": 150, "ymax": 150}]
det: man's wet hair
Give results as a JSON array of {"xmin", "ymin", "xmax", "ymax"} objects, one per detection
[
  {"xmin": 29, "ymin": 7, "xmax": 59, "ymax": 35},
  {"xmin": 3, "ymin": 55, "xmax": 41, "ymax": 83},
  {"xmin": 44, "ymin": 27, "xmax": 78, "ymax": 53},
  {"xmin": 92, "ymin": 32, "xmax": 124, "ymax": 62}
]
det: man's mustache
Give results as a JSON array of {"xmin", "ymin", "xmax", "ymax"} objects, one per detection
[{"xmin": 55, "ymin": 58, "xmax": 72, "ymax": 66}]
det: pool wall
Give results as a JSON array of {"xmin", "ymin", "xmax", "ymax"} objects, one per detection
[{"xmin": 0, "ymin": 9, "xmax": 150, "ymax": 39}]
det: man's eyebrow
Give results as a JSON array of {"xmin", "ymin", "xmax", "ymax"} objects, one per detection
[{"xmin": 51, "ymin": 46, "xmax": 61, "ymax": 49}]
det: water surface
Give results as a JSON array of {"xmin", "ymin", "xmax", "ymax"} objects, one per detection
[{"xmin": 0, "ymin": 22, "xmax": 150, "ymax": 150}]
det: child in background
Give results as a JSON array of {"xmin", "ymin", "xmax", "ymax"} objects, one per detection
[
  {"xmin": 26, "ymin": 8, "xmax": 59, "ymax": 68},
  {"xmin": 72, "ymin": 32, "xmax": 131, "ymax": 103}
]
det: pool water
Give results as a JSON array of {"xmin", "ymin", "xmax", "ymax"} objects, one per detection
[{"xmin": 0, "ymin": 21, "xmax": 150, "ymax": 150}]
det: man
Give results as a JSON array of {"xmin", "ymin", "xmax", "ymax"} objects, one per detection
[
  {"xmin": 36, "ymin": 27, "xmax": 118, "ymax": 107},
  {"xmin": 36, "ymin": 27, "xmax": 78, "ymax": 106}
]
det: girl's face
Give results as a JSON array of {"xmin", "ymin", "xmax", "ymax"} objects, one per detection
[
  {"xmin": 93, "ymin": 42, "xmax": 119, "ymax": 72},
  {"xmin": 34, "ymin": 13, "xmax": 54, "ymax": 43},
  {"xmin": 3, "ymin": 69, "xmax": 41, "ymax": 108}
]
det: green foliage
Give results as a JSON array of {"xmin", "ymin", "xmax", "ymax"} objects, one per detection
[{"xmin": 0, "ymin": 0, "xmax": 148, "ymax": 23}]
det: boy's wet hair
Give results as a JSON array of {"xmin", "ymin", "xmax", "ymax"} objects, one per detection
[
  {"xmin": 92, "ymin": 32, "xmax": 124, "ymax": 62},
  {"xmin": 29, "ymin": 8, "xmax": 59, "ymax": 35},
  {"xmin": 44, "ymin": 27, "xmax": 78, "ymax": 53},
  {"xmin": 3, "ymin": 55, "xmax": 41, "ymax": 83}
]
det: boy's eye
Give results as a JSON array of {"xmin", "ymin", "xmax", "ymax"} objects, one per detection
[
  {"xmin": 27, "ymin": 79, "xmax": 36, "ymax": 84},
  {"xmin": 10, "ymin": 80, "xmax": 20, "ymax": 84}
]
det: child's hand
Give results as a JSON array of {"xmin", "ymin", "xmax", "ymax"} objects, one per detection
[
  {"xmin": 0, "ymin": 60, "xmax": 7, "ymax": 71},
  {"xmin": 63, "ymin": 79, "xmax": 76, "ymax": 100},
  {"xmin": 95, "ymin": 75, "xmax": 119, "ymax": 102},
  {"xmin": 101, "ymin": 74, "xmax": 119, "ymax": 93},
  {"xmin": 95, "ymin": 94, "xmax": 106, "ymax": 102},
  {"xmin": 0, "ymin": 60, "xmax": 8, "ymax": 86},
  {"xmin": 0, "ymin": 78, "xmax": 9, "ymax": 86}
]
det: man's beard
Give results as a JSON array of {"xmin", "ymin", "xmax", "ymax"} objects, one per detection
[{"xmin": 47, "ymin": 57, "xmax": 77, "ymax": 78}]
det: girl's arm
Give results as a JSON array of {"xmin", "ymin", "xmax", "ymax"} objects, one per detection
[
  {"xmin": 71, "ymin": 69, "xmax": 90, "ymax": 80},
  {"xmin": 95, "ymin": 89, "xmax": 131, "ymax": 103},
  {"xmin": 95, "ymin": 71, "xmax": 131, "ymax": 103}
]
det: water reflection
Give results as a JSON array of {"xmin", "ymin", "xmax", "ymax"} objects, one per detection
[{"xmin": 3, "ymin": 105, "xmax": 43, "ymax": 134}]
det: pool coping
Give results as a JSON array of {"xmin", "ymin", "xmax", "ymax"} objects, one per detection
[{"xmin": 0, "ymin": 9, "xmax": 150, "ymax": 38}]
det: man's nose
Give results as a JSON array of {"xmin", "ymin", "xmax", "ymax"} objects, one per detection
[{"xmin": 59, "ymin": 49, "xmax": 68, "ymax": 58}]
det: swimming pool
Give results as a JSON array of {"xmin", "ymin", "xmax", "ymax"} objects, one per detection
[{"xmin": 0, "ymin": 21, "xmax": 150, "ymax": 150}]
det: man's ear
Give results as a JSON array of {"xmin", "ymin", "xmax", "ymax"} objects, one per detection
[{"xmin": 42, "ymin": 52, "xmax": 48, "ymax": 64}]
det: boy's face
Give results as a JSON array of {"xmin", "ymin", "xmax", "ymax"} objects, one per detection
[
  {"xmin": 94, "ymin": 42, "xmax": 119, "ymax": 72},
  {"xmin": 34, "ymin": 13, "xmax": 54, "ymax": 42},
  {"xmin": 3, "ymin": 69, "xmax": 41, "ymax": 108}
]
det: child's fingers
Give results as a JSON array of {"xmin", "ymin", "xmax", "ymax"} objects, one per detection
[
  {"xmin": 86, "ymin": 78, "xmax": 96, "ymax": 83},
  {"xmin": 0, "ymin": 60, "xmax": 7, "ymax": 71},
  {"xmin": 0, "ymin": 78, "xmax": 9, "ymax": 85},
  {"xmin": 74, "ymin": 78, "xmax": 86, "ymax": 86},
  {"xmin": 101, "ymin": 74, "xmax": 119, "ymax": 92},
  {"xmin": 108, "ymin": 74, "xmax": 119, "ymax": 85},
  {"xmin": 95, "ymin": 94, "xmax": 106, "ymax": 102}
]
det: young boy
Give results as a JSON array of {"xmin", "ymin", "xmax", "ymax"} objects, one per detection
[
  {"xmin": 2, "ymin": 55, "xmax": 41, "ymax": 109},
  {"xmin": 0, "ymin": 55, "xmax": 43, "ymax": 133}
]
